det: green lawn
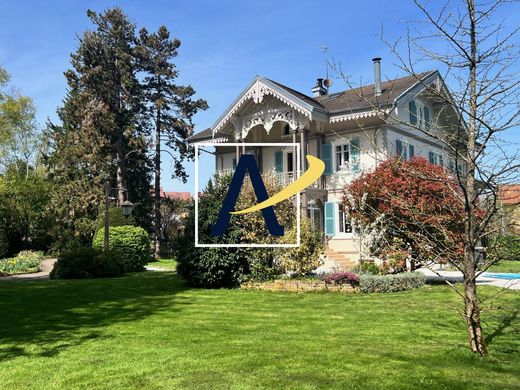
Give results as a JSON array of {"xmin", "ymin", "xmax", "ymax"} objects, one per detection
[
  {"xmin": 146, "ymin": 258, "xmax": 177, "ymax": 271},
  {"xmin": 487, "ymin": 260, "xmax": 520, "ymax": 273},
  {"xmin": 0, "ymin": 273, "xmax": 519, "ymax": 389}
]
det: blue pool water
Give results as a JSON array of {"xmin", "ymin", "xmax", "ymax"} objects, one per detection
[{"xmin": 484, "ymin": 273, "xmax": 520, "ymax": 280}]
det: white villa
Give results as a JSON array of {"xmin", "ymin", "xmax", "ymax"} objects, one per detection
[{"xmin": 189, "ymin": 59, "xmax": 464, "ymax": 268}]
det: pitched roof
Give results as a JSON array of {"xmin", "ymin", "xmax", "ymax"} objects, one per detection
[
  {"xmin": 188, "ymin": 126, "xmax": 231, "ymax": 143},
  {"xmin": 315, "ymin": 71, "xmax": 436, "ymax": 113},
  {"xmin": 188, "ymin": 70, "xmax": 437, "ymax": 142},
  {"xmin": 158, "ymin": 187, "xmax": 193, "ymax": 201},
  {"xmin": 267, "ymin": 78, "xmax": 327, "ymax": 111},
  {"xmin": 499, "ymin": 185, "xmax": 520, "ymax": 206}
]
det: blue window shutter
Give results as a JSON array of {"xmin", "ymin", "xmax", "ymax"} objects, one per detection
[
  {"xmin": 409, "ymin": 144, "xmax": 415, "ymax": 159},
  {"xmin": 409, "ymin": 100, "xmax": 417, "ymax": 125},
  {"xmin": 424, "ymin": 106, "xmax": 430, "ymax": 129},
  {"xmin": 321, "ymin": 143, "xmax": 332, "ymax": 175},
  {"xmin": 396, "ymin": 139, "xmax": 403, "ymax": 157},
  {"xmin": 428, "ymin": 151, "xmax": 435, "ymax": 164},
  {"xmin": 324, "ymin": 202, "xmax": 335, "ymax": 237},
  {"xmin": 350, "ymin": 138, "xmax": 360, "ymax": 172},
  {"xmin": 439, "ymin": 155, "xmax": 444, "ymax": 167},
  {"xmin": 232, "ymin": 158, "xmax": 237, "ymax": 170},
  {"xmin": 274, "ymin": 151, "xmax": 283, "ymax": 173}
]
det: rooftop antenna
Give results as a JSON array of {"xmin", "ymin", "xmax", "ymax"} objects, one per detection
[{"xmin": 322, "ymin": 44, "xmax": 332, "ymax": 89}]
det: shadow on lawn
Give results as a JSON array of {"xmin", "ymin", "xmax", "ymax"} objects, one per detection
[{"xmin": 0, "ymin": 272, "xmax": 191, "ymax": 361}]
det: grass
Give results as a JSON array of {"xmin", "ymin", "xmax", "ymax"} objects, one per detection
[
  {"xmin": 146, "ymin": 258, "xmax": 177, "ymax": 270},
  {"xmin": 0, "ymin": 273, "xmax": 518, "ymax": 389},
  {"xmin": 487, "ymin": 260, "xmax": 520, "ymax": 273}
]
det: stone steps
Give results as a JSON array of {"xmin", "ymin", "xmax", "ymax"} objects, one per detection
[{"xmin": 324, "ymin": 249, "xmax": 358, "ymax": 270}]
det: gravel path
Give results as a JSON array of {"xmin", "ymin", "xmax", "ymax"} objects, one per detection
[{"xmin": 0, "ymin": 258, "xmax": 57, "ymax": 281}]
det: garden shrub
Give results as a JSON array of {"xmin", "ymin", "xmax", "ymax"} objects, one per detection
[
  {"xmin": 92, "ymin": 226, "xmax": 152, "ymax": 272},
  {"xmin": 0, "ymin": 250, "xmax": 44, "ymax": 276},
  {"xmin": 321, "ymin": 271, "xmax": 359, "ymax": 285},
  {"xmin": 50, "ymin": 246, "xmax": 123, "ymax": 279},
  {"xmin": 351, "ymin": 262, "xmax": 381, "ymax": 275},
  {"xmin": 276, "ymin": 216, "xmax": 324, "ymax": 276},
  {"xmin": 359, "ymin": 272, "xmax": 425, "ymax": 293},
  {"xmin": 176, "ymin": 175, "xmax": 260, "ymax": 288}
]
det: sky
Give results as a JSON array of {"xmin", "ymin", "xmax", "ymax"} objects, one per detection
[{"xmin": 0, "ymin": 0, "xmax": 519, "ymax": 193}]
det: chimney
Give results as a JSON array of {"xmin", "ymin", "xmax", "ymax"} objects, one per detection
[
  {"xmin": 372, "ymin": 57, "xmax": 382, "ymax": 96},
  {"xmin": 312, "ymin": 78, "xmax": 327, "ymax": 97}
]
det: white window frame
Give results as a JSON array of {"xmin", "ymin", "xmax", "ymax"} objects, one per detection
[
  {"xmin": 333, "ymin": 142, "xmax": 353, "ymax": 171},
  {"xmin": 334, "ymin": 202, "xmax": 354, "ymax": 238}
]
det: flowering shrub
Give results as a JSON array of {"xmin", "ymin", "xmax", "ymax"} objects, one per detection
[
  {"xmin": 321, "ymin": 271, "xmax": 360, "ymax": 285},
  {"xmin": 0, "ymin": 250, "xmax": 44, "ymax": 276}
]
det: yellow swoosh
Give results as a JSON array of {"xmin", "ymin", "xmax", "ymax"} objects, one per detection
[{"xmin": 230, "ymin": 155, "xmax": 324, "ymax": 215}]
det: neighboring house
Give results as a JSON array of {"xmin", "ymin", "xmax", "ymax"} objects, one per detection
[
  {"xmin": 159, "ymin": 188, "xmax": 193, "ymax": 220},
  {"xmin": 188, "ymin": 59, "xmax": 465, "ymax": 268},
  {"xmin": 498, "ymin": 185, "xmax": 520, "ymax": 235}
]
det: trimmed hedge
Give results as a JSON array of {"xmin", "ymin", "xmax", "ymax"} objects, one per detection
[
  {"xmin": 93, "ymin": 226, "xmax": 152, "ymax": 272},
  {"xmin": 95, "ymin": 206, "xmax": 136, "ymax": 230},
  {"xmin": 50, "ymin": 246, "xmax": 123, "ymax": 279},
  {"xmin": 359, "ymin": 272, "xmax": 425, "ymax": 293}
]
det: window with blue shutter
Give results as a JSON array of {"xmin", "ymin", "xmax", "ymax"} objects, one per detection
[
  {"xmin": 439, "ymin": 154, "xmax": 444, "ymax": 167},
  {"xmin": 428, "ymin": 151, "xmax": 435, "ymax": 164},
  {"xmin": 396, "ymin": 139, "xmax": 403, "ymax": 157},
  {"xmin": 324, "ymin": 202, "xmax": 335, "ymax": 237},
  {"xmin": 409, "ymin": 144, "xmax": 415, "ymax": 159},
  {"xmin": 321, "ymin": 143, "xmax": 332, "ymax": 175},
  {"xmin": 424, "ymin": 106, "xmax": 430, "ymax": 129},
  {"xmin": 409, "ymin": 100, "xmax": 417, "ymax": 125},
  {"xmin": 232, "ymin": 158, "xmax": 237, "ymax": 171},
  {"xmin": 350, "ymin": 138, "xmax": 360, "ymax": 172},
  {"xmin": 274, "ymin": 151, "xmax": 283, "ymax": 173}
]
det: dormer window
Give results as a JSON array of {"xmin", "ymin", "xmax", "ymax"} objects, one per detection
[
  {"xmin": 424, "ymin": 106, "xmax": 430, "ymax": 129},
  {"xmin": 409, "ymin": 100, "xmax": 417, "ymax": 125}
]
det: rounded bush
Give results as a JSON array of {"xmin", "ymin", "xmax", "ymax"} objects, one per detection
[
  {"xmin": 50, "ymin": 246, "xmax": 123, "ymax": 279},
  {"xmin": 93, "ymin": 226, "xmax": 152, "ymax": 272}
]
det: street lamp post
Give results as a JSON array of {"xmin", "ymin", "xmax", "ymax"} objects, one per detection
[{"xmin": 104, "ymin": 184, "xmax": 134, "ymax": 255}]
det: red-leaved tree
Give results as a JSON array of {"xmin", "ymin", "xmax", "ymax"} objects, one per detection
[{"xmin": 344, "ymin": 157, "xmax": 469, "ymax": 272}]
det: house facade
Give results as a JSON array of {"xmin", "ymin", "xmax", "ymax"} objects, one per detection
[{"xmin": 189, "ymin": 60, "xmax": 464, "ymax": 268}]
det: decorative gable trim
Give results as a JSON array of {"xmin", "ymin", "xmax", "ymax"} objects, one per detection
[
  {"xmin": 330, "ymin": 109, "xmax": 390, "ymax": 123},
  {"xmin": 212, "ymin": 77, "xmax": 314, "ymax": 135}
]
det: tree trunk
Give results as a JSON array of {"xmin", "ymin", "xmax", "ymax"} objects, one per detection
[
  {"xmin": 116, "ymin": 132, "xmax": 125, "ymax": 205},
  {"xmin": 154, "ymin": 108, "xmax": 162, "ymax": 258},
  {"xmin": 463, "ymin": 262, "xmax": 487, "ymax": 355},
  {"xmin": 114, "ymin": 57, "xmax": 125, "ymax": 205},
  {"xmin": 463, "ymin": 0, "xmax": 487, "ymax": 356}
]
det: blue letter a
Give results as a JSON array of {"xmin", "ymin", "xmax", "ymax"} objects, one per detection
[{"xmin": 211, "ymin": 154, "xmax": 284, "ymax": 236}]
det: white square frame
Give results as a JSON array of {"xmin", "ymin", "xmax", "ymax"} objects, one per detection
[{"xmin": 194, "ymin": 142, "xmax": 301, "ymax": 248}]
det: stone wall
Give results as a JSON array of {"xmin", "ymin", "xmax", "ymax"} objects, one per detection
[{"xmin": 241, "ymin": 279, "xmax": 358, "ymax": 293}]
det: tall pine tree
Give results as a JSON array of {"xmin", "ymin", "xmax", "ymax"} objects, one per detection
[
  {"xmin": 137, "ymin": 26, "xmax": 207, "ymax": 256},
  {"xmin": 46, "ymin": 8, "xmax": 152, "ymax": 242}
]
